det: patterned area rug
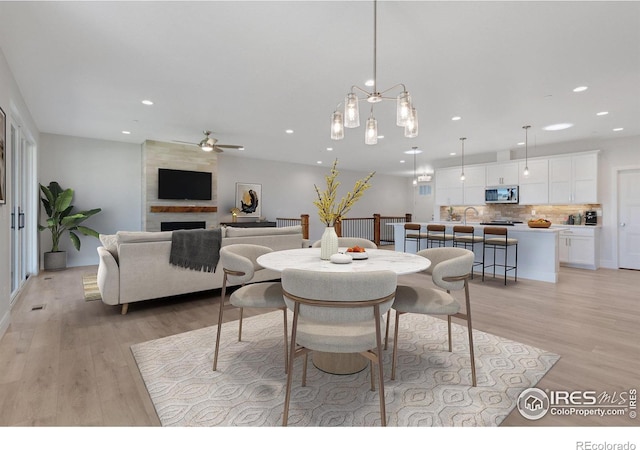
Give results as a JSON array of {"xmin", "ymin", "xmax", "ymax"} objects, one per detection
[
  {"xmin": 82, "ymin": 274, "xmax": 101, "ymax": 301},
  {"xmin": 131, "ymin": 311, "xmax": 559, "ymax": 426}
]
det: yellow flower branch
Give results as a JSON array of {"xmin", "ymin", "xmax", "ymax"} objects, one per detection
[{"xmin": 314, "ymin": 159, "xmax": 375, "ymax": 226}]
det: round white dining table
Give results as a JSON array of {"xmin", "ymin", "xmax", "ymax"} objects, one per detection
[
  {"xmin": 257, "ymin": 247, "xmax": 431, "ymax": 375},
  {"xmin": 257, "ymin": 247, "xmax": 431, "ymax": 275}
]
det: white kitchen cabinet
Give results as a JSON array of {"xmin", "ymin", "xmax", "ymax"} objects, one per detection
[
  {"xmin": 558, "ymin": 227, "xmax": 600, "ymax": 269},
  {"xmin": 462, "ymin": 165, "xmax": 486, "ymax": 205},
  {"xmin": 518, "ymin": 158, "xmax": 549, "ymax": 204},
  {"xmin": 549, "ymin": 152, "xmax": 598, "ymax": 204},
  {"xmin": 486, "ymin": 161, "xmax": 519, "ymax": 186},
  {"xmin": 435, "ymin": 167, "xmax": 463, "ymax": 205}
]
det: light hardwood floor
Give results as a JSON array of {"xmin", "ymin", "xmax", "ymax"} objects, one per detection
[{"xmin": 1, "ymin": 260, "xmax": 638, "ymax": 427}]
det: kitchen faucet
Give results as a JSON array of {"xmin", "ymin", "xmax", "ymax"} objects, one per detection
[{"xmin": 463, "ymin": 206, "xmax": 479, "ymax": 225}]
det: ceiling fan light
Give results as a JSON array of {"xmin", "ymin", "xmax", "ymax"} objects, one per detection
[
  {"xmin": 396, "ymin": 91, "xmax": 412, "ymax": 126},
  {"xmin": 330, "ymin": 110, "xmax": 344, "ymax": 140},
  {"xmin": 404, "ymin": 108, "xmax": 418, "ymax": 138},
  {"xmin": 365, "ymin": 115, "xmax": 378, "ymax": 145},
  {"xmin": 201, "ymin": 144, "xmax": 214, "ymax": 152},
  {"xmin": 344, "ymin": 93, "xmax": 360, "ymax": 128}
]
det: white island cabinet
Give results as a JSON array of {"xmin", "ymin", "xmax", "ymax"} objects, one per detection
[{"xmin": 389, "ymin": 222, "xmax": 568, "ymax": 283}]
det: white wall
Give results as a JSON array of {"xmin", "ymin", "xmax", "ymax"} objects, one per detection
[
  {"xmin": 217, "ymin": 155, "xmax": 413, "ymax": 243},
  {"xmin": 38, "ymin": 134, "xmax": 142, "ymax": 267}
]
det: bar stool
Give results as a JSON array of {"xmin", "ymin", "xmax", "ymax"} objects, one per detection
[
  {"xmin": 404, "ymin": 223, "xmax": 427, "ymax": 252},
  {"xmin": 426, "ymin": 224, "xmax": 454, "ymax": 248},
  {"xmin": 453, "ymin": 225, "xmax": 484, "ymax": 278},
  {"xmin": 482, "ymin": 227, "xmax": 518, "ymax": 285}
]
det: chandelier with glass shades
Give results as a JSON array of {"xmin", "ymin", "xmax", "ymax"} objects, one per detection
[{"xmin": 330, "ymin": 0, "xmax": 418, "ymax": 145}]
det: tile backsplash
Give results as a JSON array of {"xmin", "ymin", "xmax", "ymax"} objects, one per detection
[{"xmin": 440, "ymin": 204, "xmax": 601, "ymax": 225}]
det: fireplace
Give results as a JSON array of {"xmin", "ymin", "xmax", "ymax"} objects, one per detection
[{"xmin": 161, "ymin": 221, "xmax": 206, "ymax": 231}]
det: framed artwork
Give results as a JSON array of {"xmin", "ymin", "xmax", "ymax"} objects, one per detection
[
  {"xmin": 0, "ymin": 106, "xmax": 5, "ymax": 204},
  {"xmin": 235, "ymin": 182, "xmax": 261, "ymax": 218}
]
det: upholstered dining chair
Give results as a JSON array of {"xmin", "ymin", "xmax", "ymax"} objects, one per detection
[
  {"xmin": 281, "ymin": 268, "xmax": 397, "ymax": 426},
  {"xmin": 386, "ymin": 247, "xmax": 477, "ymax": 386},
  {"xmin": 311, "ymin": 237, "xmax": 378, "ymax": 249},
  {"xmin": 212, "ymin": 244, "xmax": 289, "ymax": 372}
]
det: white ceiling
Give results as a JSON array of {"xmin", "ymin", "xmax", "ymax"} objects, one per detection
[{"xmin": 0, "ymin": 1, "xmax": 639, "ymax": 177}]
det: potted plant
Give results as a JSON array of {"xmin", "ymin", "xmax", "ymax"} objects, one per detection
[{"xmin": 38, "ymin": 181, "xmax": 102, "ymax": 270}]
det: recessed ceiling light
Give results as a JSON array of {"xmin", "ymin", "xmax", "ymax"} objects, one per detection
[
  {"xmin": 543, "ymin": 123, "xmax": 574, "ymax": 131},
  {"xmin": 285, "ymin": 129, "xmax": 294, "ymax": 134},
  {"xmin": 365, "ymin": 79, "xmax": 375, "ymax": 87},
  {"xmin": 451, "ymin": 116, "xmax": 462, "ymax": 121},
  {"xmin": 400, "ymin": 160, "xmax": 406, "ymax": 163},
  {"xmin": 573, "ymin": 86, "xmax": 588, "ymax": 92},
  {"xmin": 450, "ymin": 152, "xmax": 456, "ymax": 156},
  {"xmin": 378, "ymin": 135, "xmax": 384, "ymax": 139},
  {"xmin": 141, "ymin": 99, "xmax": 154, "ymax": 105},
  {"xmin": 517, "ymin": 141, "xmax": 525, "ymax": 146},
  {"xmin": 613, "ymin": 127, "xmax": 624, "ymax": 132},
  {"xmin": 403, "ymin": 148, "xmax": 422, "ymax": 154},
  {"xmin": 326, "ymin": 147, "xmax": 333, "ymax": 151},
  {"xmin": 596, "ymin": 111, "xmax": 609, "ymax": 116},
  {"xmin": 316, "ymin": 160, "xmax": 323, "ymax": 164},
  {"xmin": 122, "ymin": 130, "xmax": 131, "ymax": 135}
]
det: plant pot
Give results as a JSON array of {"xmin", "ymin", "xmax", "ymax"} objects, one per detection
[{"xmin": 44, "ymin": 251, "xmax": 67, "ymax": 271}]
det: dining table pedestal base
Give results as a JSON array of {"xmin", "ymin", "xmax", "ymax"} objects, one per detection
[{"xmin": 312, "ymin": 352, "xmax": 368, "ymax": 375}]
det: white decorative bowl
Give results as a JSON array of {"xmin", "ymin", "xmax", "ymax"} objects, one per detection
[
  {"xmin": 346, "ymin": 251, "xmax": 368, "ymax": 260},
  {"xmin": 330, "ymin": 253, "xmax": 353, "ymax": 264}
]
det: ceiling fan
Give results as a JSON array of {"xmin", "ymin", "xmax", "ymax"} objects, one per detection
[{"xmin": 173, "ymin": 131, "xmax": 244, "ymax": 153}]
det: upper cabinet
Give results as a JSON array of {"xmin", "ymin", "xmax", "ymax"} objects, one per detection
[
  {"xmin": 435, "ymin": 164, "xmax": 486, "ymax": 206},
  {"xmin": 435, "ymin": 150, "xmax": 598, "ymax": 207},
  {"xmin": 462, "ymin": 165, "xmax": 486, "ymax": 205},
  {"xmin": 486, "ymin": 161, "xmax": 519, "ymax": 186},
  {"xmin": 518, "ymin": 158, "xmax": 549, "ymax": 204},
  {"xmin": 548, "ymin": 152, "xmax": 598, "ymax": 204},
  {"xmin": 435, "ymin": 167, "xmax": 463, "ymax": 205}
]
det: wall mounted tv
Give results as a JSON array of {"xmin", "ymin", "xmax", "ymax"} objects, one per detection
[{"xmin": 158, "ymin": 168, "xmax": 212, "ymax": 200}]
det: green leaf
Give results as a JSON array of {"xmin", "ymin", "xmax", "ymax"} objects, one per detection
[
  {"xmin": 69, "ymin": 232, "xmax": 81, "ymax": 251},
  {"xmin": 76, "ymin": 226, "xmax": 100, "ymax": 238},
  {"xmin": 54, "ymin": 189, "xmax": 74, "ymax": 213}
]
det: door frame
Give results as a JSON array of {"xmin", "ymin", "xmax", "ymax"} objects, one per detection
[
  {"xmin": 613, "ymin": 164, "xmax": 640, "ymax": 269},
  {"xmin": 8, "ymin": 101, "xmax": 38, "ymax": 304}
]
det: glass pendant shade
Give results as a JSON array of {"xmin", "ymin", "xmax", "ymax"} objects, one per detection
[
  {"xmin": 344, "ymin": 93, "xmax": 360, "ymax": 128},
  {"xmin": 523, "ymin": 166, "xmax": 529, "ymax": 177},
  {"xmin": 460, "ymin": 172, "xmax": 465, "ymax": 181},
  {"xmin": 365, "ymin": 115, "xmax": 378, "ymax": 145},
  {"xmin": 331, "ymin": 110, "xmax": 344, "ymax": 140},
  {"xmin": 404, "ymin": 108, "xmax": 418, "ymax": 138},
  {"xmin": 396, "ymin": 91, "xmax": 412, "ymax": 126}
]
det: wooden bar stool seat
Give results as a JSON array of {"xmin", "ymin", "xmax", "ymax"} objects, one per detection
[
  {"xmin": 426, "ymin": 224, "xmax": 454, "ymax": 248},
  {"xmin": 482, "ymin": 227, "xmax": 518, "ymax": 285},
  {"xmin": 404, "ymin": 223, "xmax": 427, "ymax": 252},
  {"xmin": 453, "ymin": 226, "xmax": 484, "ymax": 278}
]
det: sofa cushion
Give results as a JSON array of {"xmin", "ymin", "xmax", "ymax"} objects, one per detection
[
  {"xmin": 116, "ymin": 231, "xmax": 173, "ymax": 244},
  {"xmin": 224, "ymin": 225, "xmax": 302, "ymax": 237},
  {"xmin": 99, "ymin": 234, "xmax": 119, "ymax": 262}
]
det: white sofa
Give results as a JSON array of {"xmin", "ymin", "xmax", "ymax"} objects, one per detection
[{"xmin": 96, "ymin": 225, "xmax": 307, "ymax": 314}]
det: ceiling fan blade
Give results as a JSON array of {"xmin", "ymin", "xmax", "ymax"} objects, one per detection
[
  {"xmin": 215, "ymin": 144, "xmax": 244, "ymax": 149},
  {"xmin": 212, "ymin": 147, "xmax": 225, "ymax": 153}
]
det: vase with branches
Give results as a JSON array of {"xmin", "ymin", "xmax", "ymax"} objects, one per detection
[{"xmin": 313, "ymin": 159, "xmax": 375, "ymax": 259}]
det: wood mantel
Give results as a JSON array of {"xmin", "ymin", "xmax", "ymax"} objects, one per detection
[{"xmin": 150, "ymin": 206, "xmax": 218, "ymax": 213}]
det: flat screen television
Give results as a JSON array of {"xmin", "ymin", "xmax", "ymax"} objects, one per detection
[{"xmin": 158, "ymin": 168, "xmax": 212, "ymax": 200}]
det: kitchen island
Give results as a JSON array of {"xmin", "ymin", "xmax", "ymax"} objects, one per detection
[{"xmin": 389, "ymin": 222, "xmax": 568, "ymax": 283}]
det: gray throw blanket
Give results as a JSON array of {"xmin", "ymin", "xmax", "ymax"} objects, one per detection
[{"xmin": 169, "ymin": 228, "xmax": 222, "ymax": 272}]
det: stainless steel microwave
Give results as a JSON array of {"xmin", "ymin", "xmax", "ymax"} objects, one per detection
[{"xmin": 485, "ymin": 186, "xmax": 519, "ymax": 204}]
